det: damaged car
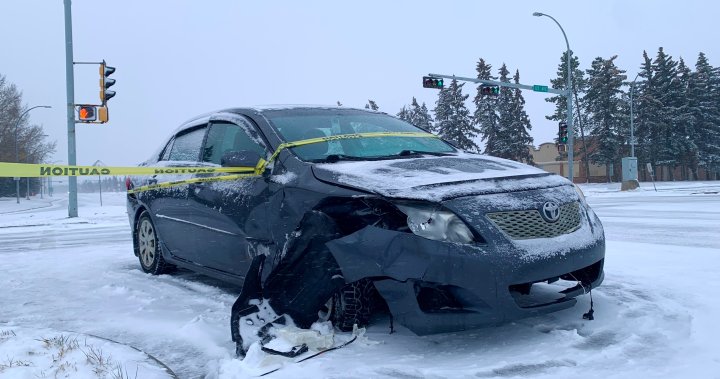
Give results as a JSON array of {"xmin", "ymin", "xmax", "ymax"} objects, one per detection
[{"xmin": 126, "ymin": 106, "xmax": 605, "ymax": 355}]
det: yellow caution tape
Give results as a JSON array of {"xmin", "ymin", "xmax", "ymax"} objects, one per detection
[
  {"xmin": 1, "ymin": 131, "xmax": 439, "ymax": 194},
  {"xmin": 0, "ymin": 162, "xmax": 255, "ymax": 178},
  {"xmin": 262, "ymin": 131, "xmax": 438, "ymax": 171},
  {"xmin": 127, "ymin": 173, "xmax": 261, "ymax": 194}
]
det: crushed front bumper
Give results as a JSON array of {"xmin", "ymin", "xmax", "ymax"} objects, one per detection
[{"xmin": 326, "ymin": 223, "xmax": 604, "ymax": 335}]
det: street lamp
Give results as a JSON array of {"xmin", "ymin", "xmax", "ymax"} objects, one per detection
[
  {"xmin": 629, "ymin": 73, "xmax": 640, "ymax": 158},
  {"xmin": 15, "ymin": 105, "xmax": 52, "ymax": 203},
  {"xmin": 533, "ymin": 12, "xmax": 574, "ymax": 183}
]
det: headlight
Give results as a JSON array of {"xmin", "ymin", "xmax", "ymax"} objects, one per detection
[
  {"xmin": 573, "ymin": 184, "xmax": 586, "ymax": 204},
  {"xmin": 396, "ymin": 204, "xmax": 475, "ymax": 244}
]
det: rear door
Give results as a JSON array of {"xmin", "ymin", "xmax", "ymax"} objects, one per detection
[{"xmin": 184, "ymin": 116, "xmax": 271, "ymax": 275}]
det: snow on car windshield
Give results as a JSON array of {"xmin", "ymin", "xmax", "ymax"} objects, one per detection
[{"xmin": 265, "ymin": 110, "xmax": 454, "ymax": 161}]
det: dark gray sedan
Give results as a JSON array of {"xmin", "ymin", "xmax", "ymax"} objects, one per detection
[{"xmin": 126, "ymin": 106, "xmax": 604, "ymax": 355}]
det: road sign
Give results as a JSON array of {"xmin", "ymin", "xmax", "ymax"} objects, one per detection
[
  {"xmin": 532, "ymin": 85, "xmax": 549, "ymax": 92},
  {"xmin": 13, "ymin": 177, "xmax": 20, "ymax": 181}
]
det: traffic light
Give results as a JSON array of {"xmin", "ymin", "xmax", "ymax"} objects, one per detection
[
  {"xmin": 77, "ymin": 105, "xmax": 97, "ymax": 122},
  {"xmin": 480, "ymin": 85, "xmax": 500, "ymax": 96},
  {"xmin": 99, "ymin": 60, "xmax": 116, "ymax": 104},
  {"xmin": 558, "ymin": 121, "xmax": 568, "ymax": 144},
  {"xmin": 423, "ymin": 76, "xmax": 444, "ymax": 89}
]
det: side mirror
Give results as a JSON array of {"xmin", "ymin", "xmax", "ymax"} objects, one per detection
[{"xmin": 221, "ymin": 150, "xmax": 263, "ymax": 168}]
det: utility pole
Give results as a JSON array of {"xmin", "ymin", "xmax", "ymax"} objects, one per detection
[{"xmin": 64, "ymin": 0, "xmax": 78, "ymax": 217}]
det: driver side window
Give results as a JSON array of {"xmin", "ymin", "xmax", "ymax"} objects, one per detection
[{"xmin": 202, "ymin": 121, "xmax": 266, "ymax": 165}]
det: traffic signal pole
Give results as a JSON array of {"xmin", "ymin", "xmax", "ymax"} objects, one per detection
[
  {"xmin": 64, "ymin": 0, "xmax": 78, "ymax": 217},
  {"xmin": 427, "ymin": 73, "xmax": 566, "ymax": 95}
]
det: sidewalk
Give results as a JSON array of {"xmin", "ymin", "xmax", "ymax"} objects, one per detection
[{"xmin": 0, "ymin": 195, "xmax": 58, "ymax": 214}]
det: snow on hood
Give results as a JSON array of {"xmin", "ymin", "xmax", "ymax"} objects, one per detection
[{"xmin": 313, "ymin": 152, "xmax": 569, "ymax": 201}]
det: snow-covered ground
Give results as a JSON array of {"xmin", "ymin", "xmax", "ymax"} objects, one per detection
[{"xmin": 1, "ymin": 182, "xmax": 719, "ymax": 378}]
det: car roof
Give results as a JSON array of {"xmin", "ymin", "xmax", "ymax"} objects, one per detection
[{"xmin": 178, "ymin": 105, "xmax": 385, "ymax": 129}]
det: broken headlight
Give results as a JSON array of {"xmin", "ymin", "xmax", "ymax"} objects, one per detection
[{"xmin": 396, "ymin": 203, "xmax": 475, "ymax": 244}]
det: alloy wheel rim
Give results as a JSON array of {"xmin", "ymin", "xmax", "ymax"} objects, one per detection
[{"xmin": 138, "ymin": 219, "xmax": 156, "ymax": 268}]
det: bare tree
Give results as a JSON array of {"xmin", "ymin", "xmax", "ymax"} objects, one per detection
[{"xmin": 0, "ymin": 73, "xmax": 56, "ymax": 196}]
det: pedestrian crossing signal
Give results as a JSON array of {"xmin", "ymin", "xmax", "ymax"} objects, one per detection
[{"xmin": 77, "ymin": 105, "xmax": 97, "ymax": 122}]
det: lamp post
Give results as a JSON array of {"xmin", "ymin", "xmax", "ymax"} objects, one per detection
[
  {"xmin": 630, "ymin": 73, "xmax": 640, "ymax": 158},
  {"xmin": 14, "ymin": 105, "xmax": 52, "ymax": 203},
  {"xmin": 533, "ymin": 12, "xmax": 574, "ymax": 183}
]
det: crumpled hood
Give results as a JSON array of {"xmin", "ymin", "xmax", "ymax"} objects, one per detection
[{"xmin": 312, "ymin": 152, "xmax": 571, "ymax": 201}]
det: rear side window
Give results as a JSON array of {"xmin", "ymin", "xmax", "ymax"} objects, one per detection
[
  {"xmin": 168, "ymin": 126, "xmax": 206, "ymax": 162},
  {"xmin": 159, "ymin": 139, "xmax": 174, "ymax": 161},
  {"xmin": 202, "ymin": 121, "xmax": 266, "ymax": 165}
]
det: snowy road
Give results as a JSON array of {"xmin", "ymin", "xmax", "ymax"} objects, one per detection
[{"xmin": 1, "ymin": 184, "xmax": 719, "ymax": 378}]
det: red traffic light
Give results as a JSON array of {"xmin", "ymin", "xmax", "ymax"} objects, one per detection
[{"xmin": 77, "ymin": 105, "xmax": 97, "ymax": 122}]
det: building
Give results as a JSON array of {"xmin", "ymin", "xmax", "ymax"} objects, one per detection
[{"xmin": 529, "ymin": 141, "xmax": 608, "ymax": 183}]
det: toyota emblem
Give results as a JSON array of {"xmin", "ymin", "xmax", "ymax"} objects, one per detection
[{"xmin": 541, "ymin": 201, "xmax": 561, "ymax": 223}]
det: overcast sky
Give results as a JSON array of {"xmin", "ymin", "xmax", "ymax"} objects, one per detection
[{"xmin": 2, "ymin": 0, "xmax": 718, "ymax": 166}]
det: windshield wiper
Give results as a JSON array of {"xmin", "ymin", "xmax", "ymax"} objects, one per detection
[
  {"xmin": 371, "ymin": 150, "xmax": 455, "ymax": 159},
  {"xmin": 315, "ymin": 154, "xmax": 366, "ymax": 163},
  {"xmin": 399, "ymin": 149, "xmax": 454, "ymax": 157}
]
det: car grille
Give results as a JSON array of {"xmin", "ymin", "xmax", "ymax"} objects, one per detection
[{"xmin": 486, "ymin": 202, "xmax": 581, "ymax": 240}]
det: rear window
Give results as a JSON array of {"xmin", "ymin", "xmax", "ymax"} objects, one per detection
[
  {"xmin": 265, "ymin": 110, "xmax": 454, "ymax": 161},
  {"xmin": 168, "ymin": 126, "xmax": 206, "ymax": 162}
]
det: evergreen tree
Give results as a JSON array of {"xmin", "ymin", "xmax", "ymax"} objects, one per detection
[
  {"xmin": 494, "ymin": 63, "xmax": 516, "ymax": 159},
  {"xmin": 365, "ymin": 100, "xmax": 379, "ymax": 111},
  {"xmin": 652, "ymin": 47, "xmax": 685, "ymax": 180},
  {"xmin": 397, "ymin": 98, "xmax": 434, "ymax": 131},
  {"xmin": 396, "ymin": 106, "xmax": 411, "ymax": 123},
  {"xmin": 674, "ymin": 57, "xmax": 699, "ymax": 179},
  {"xmin": 409, "ymin": 97, "xmax": 434, "ymax": 131},
  {"xmin": 473, "ymin": 58, "xmax": 501, "ymax": 155},
  {"xmin": 433, "ymin": 78, "xmax": 478, "ymax": 151},
  {"xmin": 508, "ymin": 70, "xmax": 534, "ymax": 163},
  {"xmin": 584, "ymin": 55, "xmax": 627, "ymax": 181},
  {"xmin": 634, "ymin": 50, "xmax": 663, "ymax": 175},
  {"xmin": 690, "ymin": 52, "xmax": 720, "ymax": 178}
]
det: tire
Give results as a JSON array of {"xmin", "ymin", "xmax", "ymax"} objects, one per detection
[
  {"xmin": 331, "ymin": 278, "xmax": 376, "ymax": 332},
  {"xmin": 135, "ymin": 211, "xmax": 173, "ymax": 275}
]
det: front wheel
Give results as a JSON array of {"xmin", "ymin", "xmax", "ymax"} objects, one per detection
[
  {"xmin": 330, "ymin": 279, "xmax": 376, "ymax": 332},
  {"xmin": 135, "ymin": 211, "xmax": 173, "ymax": 275}
]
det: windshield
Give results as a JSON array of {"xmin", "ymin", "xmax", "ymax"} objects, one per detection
[{"xmin": 264, "ymin": 109, "xmax": 455, "ymax": 162}]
